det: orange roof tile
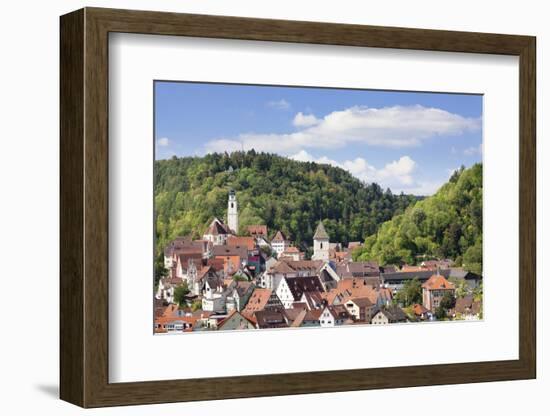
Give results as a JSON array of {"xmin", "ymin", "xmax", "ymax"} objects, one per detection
[
  {"xmin": 227, "ymin": 236, "xmax": 256, "ymax": 250},
  {"xmin": 422, "ymin": 274, "xmax": 455, "ymax": 290},
  {"xmin": 242, "ymin": 288, "xmax": 273, "ymax": 315},
  {"xmin": 247, "ymin": 225, "xmax": 268, "ymax": 236},
  {"xmin": 413, "ymin": 303, "xmax": 430, "ymax": 315}
]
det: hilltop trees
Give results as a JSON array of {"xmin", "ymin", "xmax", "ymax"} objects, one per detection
[
  {"xmin": 354, "ymin": 164, "xmax": 482, "ymax": 271},
  {"xmin": 154, "ymin": 151, "xmax": 417, "ymax": 257}
]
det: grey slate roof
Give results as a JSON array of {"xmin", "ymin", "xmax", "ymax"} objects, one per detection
[
  {"xmin": 313, "ymin": 221, "xmax": 329, "ymax": 240},
  {"xmin": 372, "ymin": 305, "xmax": 408, "ymax": 322},
  {"xmin": 381, "ymin": 268, "xmax": 451, "ymax": 283}
]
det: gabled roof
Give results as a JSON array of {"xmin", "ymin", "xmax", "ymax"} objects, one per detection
[
  {"xmin": 247, "ymin": 225, "xmax": 268, "ymax": 236},
  {"xmin": 269, "ymin": 259, "xmax": 324, "ymax": 274},
  {"xmin": 271, "ymin": 230, "xmax": 288, "ymax": 242},
  {"xmin": 300, "ymin": 290, "xmax": 325, "ymax": 310},
  {"xmin": 176, "ymin": 252, "xmax": 203, "ymax": 268},
  {"xmin": 217, "ymin": 310, "xmax": 256, "ymax": 330},
  {"xmin": 242, "ymin": 288, "xmax": 273, "ymax": 315},
  {"xmin": 163, "ymin": 236, "xmax": 206, "ymax": 256},
  {"xmin": 322, "ymin": 280, "xmax": 379, "ymax": 305},
  {"xmin": 313, "ymin": 221, "xmax": 329, "ymax": 240},
  {"xmin": 254, "ymin": 308, "xmax": 289, "ymax": 329},
  {"xmin": 412, "ymin": 303, "xmax": 430, "ymax": 315},
  {"xmin": 227, "ymin": 236, "xmax": 257, "ymax": 251},
  {"xmin": 283, "ymin": 276, "xmax": 325, "ymax": 301},
  {"xmin": 204, "ymin": 217, "xmax": 231, "ymax": 236},
  {"xmin": 212, "ymin": 244, "xmax": 249, "ymax": 259},
  {"xmin": 373, "ymin": 305, "xmax": 408, "ymax": 322},
  {"xmin": 422, "ymin": 274, "xmax": 455, "ymax": 290},
  {"xmin": 324, "ymin": 304, "xmax": 351, "ymax": 320},
  {"xmin": 289, "ymin": 308, "xmax": 308, "ymax": 327},
  {"xmin": 347, "ymin": 297, "xmax": 373, "ymax": 309},
  {"xmin": 284, "ymin": 307, "xmax": 307, "ymax": 322},
  {"xmin": 304, "ymin": 309, "xmax": 323, "ymax": 321}
]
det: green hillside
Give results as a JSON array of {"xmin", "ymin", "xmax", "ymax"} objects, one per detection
[
  {"xmin": 354, "ymin": 164, "xmax": 482, "ymax": 273},
  {"xmin": 154, "ymin": 151, "xmax": 417, "ymax": 256}
]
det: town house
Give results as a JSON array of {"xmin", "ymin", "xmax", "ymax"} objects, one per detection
[{"xmin": 422, "ymin": 274, "xmax": 456, "ymax": 311}]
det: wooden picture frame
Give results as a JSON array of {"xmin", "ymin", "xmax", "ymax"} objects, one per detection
[{"xmin": 60, "ymin": 7, "xmax": 536, "ymax": 408}]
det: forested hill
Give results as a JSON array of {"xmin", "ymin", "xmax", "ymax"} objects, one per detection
[
  {"xmin": 354, "ymin": 163, "xmax": 483, "ymax": 273},
  {"xmin": 154, "ymin": 151, "xmax": 417, "ymax": 255}
]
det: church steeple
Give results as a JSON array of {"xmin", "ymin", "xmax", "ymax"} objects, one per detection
[
  {"xmin": 312, "ymin": 221, "xmax": 329, "ymax": 261},
  {"xmin": 227, "ymin": 189, "xmax": 239, "ymax": 234}
]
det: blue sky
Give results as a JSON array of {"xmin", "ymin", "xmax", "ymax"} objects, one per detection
[{"xmin": 155, "ymin": 81, "xmax": 482, "ymax": 195}]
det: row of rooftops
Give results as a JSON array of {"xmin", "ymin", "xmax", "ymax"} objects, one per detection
[
  {"xmin": 156, "ymin": 266, "xmax": 477, "ymax": 333},
  {"xmin": 164, "ymin": 234, "xmax": 480, "ymax": 287}
]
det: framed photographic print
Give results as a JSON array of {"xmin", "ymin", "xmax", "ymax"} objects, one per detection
[{"xmin": 60, "ymin": 7, "xmax": 536, "ymax": 408}]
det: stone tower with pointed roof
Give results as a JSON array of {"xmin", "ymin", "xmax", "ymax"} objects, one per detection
[{"xmin": 312, "ymin": 221, "xmax": 329, "ymax": 261}]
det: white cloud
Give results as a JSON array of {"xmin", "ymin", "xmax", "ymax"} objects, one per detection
[
  {"xmin": 398, "ymin": 180, "xmax": 444, "ymax": 196},
  {"xmin": 204, "ymin": 105, "xmax": 481, "ymax": 154},
  {"xmin": 156, "ymin": 137, "xmax": 171, "ymax": 147},
  {"xmin": 266, "ymin": 99, "xmax": 291, "ymax": 110},
  {"xmin": 463, "ymin": 143, "xmax": 482, "ymax": 156},
  {"xmin": 289, "ymin": 150, "xmax": 422, "ymax": 192},
  {"xmin": 293, "ymin": 112, "xmax": 320, "ymax": 127},
  {"xmin": 290, "ymin": 149, "xmax": 315, "ymax": 162}
]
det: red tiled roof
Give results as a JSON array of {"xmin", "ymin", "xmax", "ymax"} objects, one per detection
[
  {"xmin": 422, "ymin": 274, "xmax": 455, "ymax": 290},
  {"xmin": 247, "ymin": 225, "xmax": 268, "ymax": 236},
  {"xmin": 413, "ymin": 303, "xmax": 430, "ymax": 315},
  {"xmin": 242, "ymin": 288, "xmax": 273, "ymax": 315},
  {"xmin": 227, "ymin": 236, "xmax": 256, "ymax": 250}
]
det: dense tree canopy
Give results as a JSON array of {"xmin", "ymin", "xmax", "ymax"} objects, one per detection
[
  {"xmin": 154, "ymin": 151, "xmax": 417, "ymax": 256},
  {"xmin": 354, "ymin": 164, "xmax": 482, "ymax": 271}
]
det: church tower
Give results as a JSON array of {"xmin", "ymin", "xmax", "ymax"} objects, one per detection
[
  {"xmin": 312, "ymin": 221, "xmax": 329, "ymax": 261},
  {"xmin": 227, "ymin": 189, "xmax": 239, "ymax": 234}
]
